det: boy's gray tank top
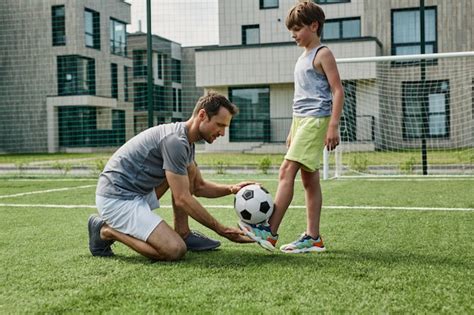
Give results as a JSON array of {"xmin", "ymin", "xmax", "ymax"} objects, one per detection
[
  {"xmin": 96, "ymin": 122, "xmax": 195, "ymax": 200},
  {"xmin": 293, "ymin": 45, "xmax": 332, "ymax": 117}
]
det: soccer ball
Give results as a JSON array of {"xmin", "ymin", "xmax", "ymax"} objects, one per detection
[{"xmin": 234, "ymin": 184, "xmax": 274, "ymax": 224}]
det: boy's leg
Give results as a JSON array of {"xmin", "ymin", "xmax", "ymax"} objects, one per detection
[
  {"xmin": 268, "ymin": 159, "xmax": 300, "ymax": 234},
  {"xmin": 300, "ymin": 169, "xmax": 322, "ymax": 238}
]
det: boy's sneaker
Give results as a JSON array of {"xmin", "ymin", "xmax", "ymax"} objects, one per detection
[
  {"xmin": 280, "ymin": 233, "xmax": 326, "ymax": 254},
  {"xmin": 88, "ymin": 214, "xmax": 115, "ymax": 257},
  {"xmin": 184, "ymin": 230, "xmax": 221, "ymax": 251},
  {"xmin": 238, "ymin": 221, "xmax": 278, "ymax": 251}
]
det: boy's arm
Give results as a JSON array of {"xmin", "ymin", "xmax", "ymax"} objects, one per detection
[{"xmin": 319, "ymin": 49, "xmax": 345, "ymax": 151}]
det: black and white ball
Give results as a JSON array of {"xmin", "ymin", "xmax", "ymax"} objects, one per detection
[{"xmin": 234, "ymin": 184, "xmax": 274, "ymax": 224}]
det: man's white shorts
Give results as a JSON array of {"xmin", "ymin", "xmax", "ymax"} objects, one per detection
[{"xmin": 96, "ymin": 191, "xmax": 162, "ymax": 242}]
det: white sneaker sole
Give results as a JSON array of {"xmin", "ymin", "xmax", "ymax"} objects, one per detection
[
  {"xmin": 280, "ymin": 246, "xmax": 326, "ymax": 254},
  {"xmin": 238, "ymin": 222, "xmax": 275, "ymax": 252}
]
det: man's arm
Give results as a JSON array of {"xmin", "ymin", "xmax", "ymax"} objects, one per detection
[
  {"xmin": 190, "ymin": 163, "xmax": 253, "ymax": 198},
  {"xmin": 165, "ymin": 169, "xmax": 251, "ymax": 243}
]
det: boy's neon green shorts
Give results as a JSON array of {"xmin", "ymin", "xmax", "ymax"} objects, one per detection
[{"xmin": 285, "ymin": 115, "xmax": 329, "ymax": 172}]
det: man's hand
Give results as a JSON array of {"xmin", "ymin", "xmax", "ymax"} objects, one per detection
[
  {"xmin": 229, "ymin": 181, "xmax": 255, "ymax": 194},
  {"xmin": 218, "ymin": 226, "xmax": 254, "ymax": 243}
]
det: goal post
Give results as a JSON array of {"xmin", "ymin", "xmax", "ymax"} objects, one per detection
[{"xmin": 323, "ymin": 51, "xmax": 474, "ymax": 178}]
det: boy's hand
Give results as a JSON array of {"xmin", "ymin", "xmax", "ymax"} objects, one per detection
[{"xmin": 325, "ymin": 124, "xmax": 340, "ymax": 151}]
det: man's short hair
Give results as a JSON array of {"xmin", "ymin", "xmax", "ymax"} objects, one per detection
[
  {"xmin": 192, "ymin": 92, "xmax": 239, "ymax": 119},
  {"xmin": 286, "ymin": 1, "xmax": 325, "ymax": 37}
]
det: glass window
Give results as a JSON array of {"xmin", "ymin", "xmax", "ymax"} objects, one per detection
[
  {"xmin": 173, "ymin": 88, "xmax": 182, "ymax": 112},
  {"xmin": 111, "ymin": 63, "xmax": 118, "ymax": 99},
  {"xmin": 85, "ymin": 9, "xmax": 100, "ymax": 49},
  {"xmin": 171, "ymin": 59, "xmax": 181, "ymax": 83},
  {"xmin": 242, "ymin": 25, "xmax": 260, "ymax": 45},
  {"xmin": 402, "ymin": 80, "xmax": 449, "ymax": 139},
  {"xmin": 229, "ymin": 87, "xmax": 270, "ymax": 142},
  {"xmin": 260, "ymin": 0, "xmax": 278, "ymax": 9},
  {"xmin": 314, "ymin": 0, "xmax": 351, "ymax": 4},
  {"xmin": 392, "ymin": 7, "xmax": 437, "ymax": 56},
  {"xmin": 322, "ymin": 18, "xmax": 360, "ymax": 40},
  {"xmin": 133, "ymin": 50, "xmax": 147, "ymax": 77},
  {"xmin": 110, "ymin": 19, "xmax": 127, "ymax": 56},
  {"xmin": 57, "ymin": 55, "xmax": 96, "ymax": 96},
  {"xmin": 52, "ymin": 5, "xmax": 65, "ymax": 46},
  {"xmin": 124, "ymin": 66, "xmax": 130, "ymax": 102},
  {"xmin": 157, "ymin": 53, "xmax": 164, "ymax": 80},
  {"xmin": 323, "ymin": 21, "xmax": 340, "ymax": 40},
  {"xmin": 342, "ymin": 19, "xmax": 360, "ymax": 38}
]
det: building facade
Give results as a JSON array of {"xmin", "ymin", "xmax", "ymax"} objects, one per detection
[
  {"xmin": 128, "ymin": 33, "xmax": 203, "ymax": 134},
  {"xmin": 0, "ymin": 0, "xmax": 133, "ymax": 153},
  {"xmin": 195, "ymin": 0, "xmax": 473, "ymax": 152}
]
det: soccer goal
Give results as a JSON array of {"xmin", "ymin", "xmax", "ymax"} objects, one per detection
[{"xmin": 323, "ymin": 51, "xmax": 474, "ymax": 178}]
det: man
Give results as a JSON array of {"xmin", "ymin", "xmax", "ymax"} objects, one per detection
[{"xmin": 88, "ymin": 92, "xmax": 253, "ymax": 261}]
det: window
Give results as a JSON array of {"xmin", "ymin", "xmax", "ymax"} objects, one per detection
[
  {"xmin": 52, "ymin": 5, "xmax": 65, "ymax": 46},
  {"xmin": 58, "ymin": 106, "xmax": 96, "ymax": 147},
  {"xmin": 402, "ymin": 80, "xmax": 450, "ymax": 139},
  {"xmin": 229, "ymin": 87, "xmax": 270, "ymax": 142},
  {"xmin": 314, "ymin": 0, "xmax": 350, "ymax": 4},
  {"xmin": 392, "ymin": 7, "xmax": 437, "ymax": 56},
  {"xmin": 111, "ymin": 63, "xmax": 118, "ymax": 99},
  {"xmin": 260, "ymin": 0, "xmax": 278, "ymax": 9},
  {"xmin": 133, "ymin": 50, "xmax": 147, "ymax": 77},
  {"xmin": 85, "ymin": 9, "xmax": 100, "ymax": 49},
  {"xmin": 124, "ymin": 66, "xmax": 130, "ymax": 101},
  {"xmin": 110, "ymin": 18, "xmax": 127, "ymax": 56},
  {"xmin": 57, "ymin": 55, "xmax": 95, "ymax": 96},
  {"xmin": 173, "ymin": 88, "xmax": 182, "ymax": 112},
  {"xmin": 157, "ymin": 53, "xmax": 164, "ymax": 80},
  {"xmin": 171, "ymin": 59, "xmax": 181, "ymax": 83},
  {"xmin": 242, "ymin": 25, "xmax": 260, "ymax": 45},
  {"xmin": 323, "ymin": 18, "xmax": 360, "ymax": 40}
]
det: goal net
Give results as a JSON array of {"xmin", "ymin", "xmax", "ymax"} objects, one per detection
[{"xmin": 324, "ymin": 52, "xmax": 474, "ymax": 178}]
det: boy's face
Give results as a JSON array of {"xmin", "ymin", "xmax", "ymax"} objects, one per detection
[{"xmin": 290, "ymin": 22, "xmax": 319, "ymax": 47}]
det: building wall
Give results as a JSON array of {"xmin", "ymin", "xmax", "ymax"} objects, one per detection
[
  {"xmin": 0, "ymin": 0, "xmax": 133, "ymax": 153},
  {"xmin": 196, "ymin": 0, "xmax": 473, "ymax": 153}
]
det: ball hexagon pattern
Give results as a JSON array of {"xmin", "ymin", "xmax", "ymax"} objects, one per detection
[{"xmin": 234, "ymin": 184, "xmax": 274, "ymax": 224}]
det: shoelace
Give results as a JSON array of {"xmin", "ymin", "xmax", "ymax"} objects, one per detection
[{"xmin": 190, "ymin": 230, "xmax": 208, "ymax": 239}]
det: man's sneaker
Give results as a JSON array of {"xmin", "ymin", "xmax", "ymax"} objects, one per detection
[
  {"xmin": 238, "ymin": 221, "xmax": 278, "ymax": 251},
  {"xmin": 184, "ymin": 230, "xmax": 221, "ymax": 251},
  {"xmin": 88, "ymin": 214, "xmax": 115, "ymax": 257},
  {"xmin": 279, "ymin": 233, "xmax": 326, "ymax": 254}
]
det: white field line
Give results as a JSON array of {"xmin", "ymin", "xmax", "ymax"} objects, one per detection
[
  {"xmin": 0, "ymin": 203, "xmax": 472, "ymax": 212},
  {"xmin": 0, "ymin": 185, "xmax": 95, "ymax": 199}
]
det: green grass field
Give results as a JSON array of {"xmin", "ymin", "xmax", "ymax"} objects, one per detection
[{"xmin": 0, "ymin": 174, "xmax": 473, "ymax": 313}]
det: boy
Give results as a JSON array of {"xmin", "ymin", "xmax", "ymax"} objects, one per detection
[{"xmin": 239, "ymin": 1, "xmax": 344, "ymax": 253}]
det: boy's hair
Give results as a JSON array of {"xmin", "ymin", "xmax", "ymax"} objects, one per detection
[
  {"xmin": 285, "ymin": 1, "xmax": 325, "ymax": 37},
  {"xmin": 192, "ymin": 92, "xmax": 239, "ymax": 119}
]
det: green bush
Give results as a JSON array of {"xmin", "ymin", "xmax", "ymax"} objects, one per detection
[{"xmin": 258, "ymin": 157, "xmax": 272, "ymax": 174}]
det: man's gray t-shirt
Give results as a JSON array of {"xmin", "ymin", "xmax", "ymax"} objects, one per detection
[{"xmin": 96, "ymin": 122, "xmax": 195, "ymax": 200}]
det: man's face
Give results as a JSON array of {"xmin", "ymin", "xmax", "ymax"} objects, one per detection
[{"xmin": 198, "ymin": 107, "xmax": 232, "ymax": 144}]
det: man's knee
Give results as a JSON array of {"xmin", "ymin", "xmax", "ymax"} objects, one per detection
[
  {"xmin": 147, "ymin": 222, "xmax": 187, "ymax": 261},
  {"xmin": 163, "ymin": 238, "xmax": 187, "ymax": 261}
]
